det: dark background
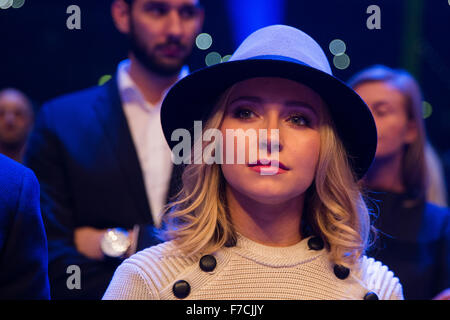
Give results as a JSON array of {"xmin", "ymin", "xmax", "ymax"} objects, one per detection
[{"xmin": 1, "ymin": 0, "xmax": 449, "ymax": 199}]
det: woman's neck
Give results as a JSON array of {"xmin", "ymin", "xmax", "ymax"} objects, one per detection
[
  {"xmin": 226, "ymin": 186, "xmax": 304, "ymax": 247},
  {"xmin": 365, "ymin": 151, "xmax": 405, "ymax": 193}
]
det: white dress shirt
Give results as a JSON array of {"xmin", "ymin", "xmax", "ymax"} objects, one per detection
[{"xmin": 117, "ymin": 59, "xmax": 188, "ymax": 227}]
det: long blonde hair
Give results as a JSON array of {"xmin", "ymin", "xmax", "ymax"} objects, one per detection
[{"xmin": 159, "ymin": 82, "xmax": 373, "ymax": 268}]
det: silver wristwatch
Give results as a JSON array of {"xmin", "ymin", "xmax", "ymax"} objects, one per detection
[{"xmin": 100, "ymin": 228, "xmax": 131, "ymax": 258}]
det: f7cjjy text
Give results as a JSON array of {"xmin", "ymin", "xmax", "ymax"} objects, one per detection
[{"xmin": 230, "ymin": 304, "xmax": 264, "ymax": 317}]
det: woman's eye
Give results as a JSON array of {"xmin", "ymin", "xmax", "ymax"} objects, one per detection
[
  {"xmin": 372, "ymin": 103, "xmax": 391, "ymax": 117},
  {"xmin": 374, "ymin": 108, "xmax": 389, "ymax": 117},
  {"xmin": 288, "ymin": 115, "xmax": 309, "ymax": 127},
  {"xmin": 232, "ymin": 108, "xmax": 256, "ymax": 120}
]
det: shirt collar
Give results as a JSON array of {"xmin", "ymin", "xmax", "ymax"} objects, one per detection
[{"xmin": 117, "ymin": 59, "xmax": 189, "ymax": 113}]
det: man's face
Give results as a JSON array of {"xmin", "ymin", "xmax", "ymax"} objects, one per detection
[
  {"xmin": 0, "ymin": 90, "xmax": 33, "ymax": 148},
  {"xmin": 127, "ymin": 0, "xmax": 204, "ymax": 76}
]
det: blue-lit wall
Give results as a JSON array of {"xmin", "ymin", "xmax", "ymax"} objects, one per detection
[{"xmin": 225, "ymin": 0, "xmax": 286, "ymax": 47}]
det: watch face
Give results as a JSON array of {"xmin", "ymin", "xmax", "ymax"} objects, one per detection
[{"xmin": 101, "ymin": 229, "xmax": 131, "ymax": 258}]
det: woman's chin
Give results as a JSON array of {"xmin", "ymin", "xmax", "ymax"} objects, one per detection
[{"xmin": 244, "ymin": 189, "xmax": 302, "ymax": 205}]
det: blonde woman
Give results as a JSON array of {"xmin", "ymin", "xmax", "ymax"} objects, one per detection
[
  {"xmin": 103, "ymin": 25, "xmax": 403, "ymax": 300},
  {"xmin": 348, "ymin": 65, "xmax": 450, "ymax": 300}
]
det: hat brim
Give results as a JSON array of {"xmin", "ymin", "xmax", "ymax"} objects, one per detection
[{"xmin": 161, "ymin": 57, "xmax": 377, "ymax": 180}]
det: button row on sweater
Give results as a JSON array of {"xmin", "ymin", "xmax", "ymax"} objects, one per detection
[
  {"xmin": 171, "ymin": 252, "xmax": 383, "ymax": 300},
  {"xmin": 308, "ymin": 237, "xmax": 352, "ymax": 281},
  {"xmin": 172, "ymin": 255, "xmax": 218, "ymax": 299},
  {"xmin": 172, "ymin": 250, "xmax": 380, "ymax": 299}
]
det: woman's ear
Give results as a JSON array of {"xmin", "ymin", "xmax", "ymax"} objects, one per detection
[{"xmin": 111, "ymin": 0, "xmax": 131, "ymax": 35}]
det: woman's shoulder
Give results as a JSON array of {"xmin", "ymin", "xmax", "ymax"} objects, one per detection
[
  {"xmin": 127, "ymin": 240, "xmax": 200, "ymax": 279},
  {"xmin": 412, "ymin": 202, "xmax": 450, "ymax": 242},
  {"xmin": 103, "ymin": 240, "xmax": 200, "ymax": 299},
  {"xmin": 354, "ymin": 255, "xmax": 404, "ymax": 300}
]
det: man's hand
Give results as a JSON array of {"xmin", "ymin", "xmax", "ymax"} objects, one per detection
[
  {"xmin": 74, "ymin": 227, "xmax": 107, "ymax": 260},
  {"xmin": 74, "ymin": 226, "xmax": 136, "ymax": 260}
]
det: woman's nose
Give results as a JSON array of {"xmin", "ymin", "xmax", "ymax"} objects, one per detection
[
  {"xmin": 259, "ymin": 135, "xmax": 281, "ymax": 154},
  {"xmin": 260, "ymin": 115, "xmax": 283, "ymax": 154}
]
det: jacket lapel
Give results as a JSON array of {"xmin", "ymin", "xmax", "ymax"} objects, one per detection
[{"xmin": 92, "ymin": 78, "xmax": 153, "ymax": 224}]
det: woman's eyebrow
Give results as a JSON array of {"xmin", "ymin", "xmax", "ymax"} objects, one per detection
[
  {"xmin": 284, "ymin": 101, "xmax": 319, "ymax": 116},
  {"xmin": 229, "ymin": 96, "xmax": 263, "ymax": 105},
  {"xmin": 228, "ymin": 97, "xmax": 319, "ymax": 115},
  {"xmin": 372, "ymin": 101, "xmax": 392, "ymax": 109}
]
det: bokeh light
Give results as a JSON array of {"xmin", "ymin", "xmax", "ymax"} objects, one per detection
[
  {"xmin": 333, "ymin": 54, "xmax": 350, "ymax": 70},
  {"xmin": 98, "ymin": 75, "xmax": 112, "ymax": 86},
  {"xmin": 12, "ymin": 0, "xmax": 25, "ymax": 9},
  {"xmin": 329, "ymin": 39, "xmax": 347, "ymax": 56},
  {"xmin": 205, "ymin": 52, "xmax": 222, "ymax": 66},
  {"xmin": 221, "ymin": 55, "xmax": 232, "ymax": 63},
  {"xmin": 196, "ymin": 33, "xmax": 213, "ymax": 51},
  {"xmin": 0, "ymin": 0, "xmax": 13, "ymax": 9},
  {"xmin": 422, "ymin": 101, "xmax": 433, "ymax": 119}
]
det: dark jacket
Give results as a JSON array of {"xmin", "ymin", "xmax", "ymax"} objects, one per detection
[
  {"xmin": 24, "ymin": 78, "xmax": 182, "ymax": 300},
  {"xmin": 0, "ymin": 154, "xmax": 50, "ymax": 299},
  {"xmin": 366, "ymin": 190, "xmax": 450, "ymax": 300}
]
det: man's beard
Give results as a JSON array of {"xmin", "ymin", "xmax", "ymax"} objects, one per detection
[{"xmin": 128, "ymin": 23, "xmax": 191, "ymax": 77}]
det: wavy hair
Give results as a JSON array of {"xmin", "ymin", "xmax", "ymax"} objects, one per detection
[{"xmin": 158, "ymin": 83, "xmax": 373, "ymax": 268}]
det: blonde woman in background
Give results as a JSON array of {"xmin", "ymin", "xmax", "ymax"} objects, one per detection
[
  {"xmin": 103, "ymin": 25, "xmax": 403, "ymax": 300},
  {"xmin": 348, "ymin": 65, "xmax": 450, "ymax": 300}
]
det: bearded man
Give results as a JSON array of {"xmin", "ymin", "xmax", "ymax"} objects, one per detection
[{"xmin": 25, "ymin": 0, "xmax": 204, "ymax": 299}]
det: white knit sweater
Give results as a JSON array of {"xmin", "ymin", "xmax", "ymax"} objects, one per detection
[{"xmin": 103, "ymin": 235, "xmax": 403, "ymax": 300}]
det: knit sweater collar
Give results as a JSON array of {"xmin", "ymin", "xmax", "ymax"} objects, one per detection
[{"xmin": 231, "ymin": 233, "xmax": 324, "ymax": 268}]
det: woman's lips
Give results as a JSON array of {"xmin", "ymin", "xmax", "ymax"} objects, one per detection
[{"xmin": 247, "ymin": 160, "xmax": 289, "ymax": 175}]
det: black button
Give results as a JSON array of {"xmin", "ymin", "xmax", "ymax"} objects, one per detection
[
  {"xmin": 333, "ymin": 264, "xmax": 350, "ymax": 280},
  {"xmin": 199, "ymin": 255, "xmax": 217, "ymax": 272},
  {"xmin": 172, "ymin": 280, "xmax": 190, "ymax": 299},
  {"xmin": 364, "ymin": 291, "xmax": 379, "ymax": 300},
  {"xmin": 307, "ymin": 237, "xmax": 324, "ymax": 251}
]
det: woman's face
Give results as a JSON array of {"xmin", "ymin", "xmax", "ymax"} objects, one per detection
[
  {"xmin": 219, "ymin": 77, "xmax": 324, "ymax": 205},
  {"xmin": 354, "ymin": 81, "xmax": 417, "ymax": 160}
]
